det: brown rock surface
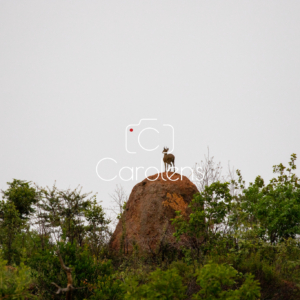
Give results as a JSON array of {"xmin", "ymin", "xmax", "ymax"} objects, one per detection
[{"xmin": 110, "ymin": 172, "xmax": 199, "ymax": 253}]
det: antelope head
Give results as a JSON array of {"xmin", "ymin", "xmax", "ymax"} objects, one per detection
[{"xmin": 162, "ymin": 147, "xmax": 169, "ymax": 154}]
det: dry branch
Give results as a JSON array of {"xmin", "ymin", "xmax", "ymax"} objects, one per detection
[{"xmin": 51, "ymin": 250, "xmax": 85, "ymax": 298}]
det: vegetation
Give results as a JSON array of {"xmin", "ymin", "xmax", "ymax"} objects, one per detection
[{"xmin": 0, "ymin": 154, "xmax": 300, "ymax": 299}]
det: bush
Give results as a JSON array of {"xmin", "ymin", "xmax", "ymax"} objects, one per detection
[
  {"xmin": 123, "ymin": 267, "xmax": 186, "ymax": 300},
  {"xmin": 0, "ymin": 254, "xmax": 36, "ymax": 299},
  {"xmin": 28, "ymin": 242, "xmax": 109, "ymax": 299},
  {"xmin": 193, "ymin": 262, "xmax": 260, "ymax": 300},
  {"xmin": 88, "ymin": 259, "xmax": 124, "ymax": 300}
]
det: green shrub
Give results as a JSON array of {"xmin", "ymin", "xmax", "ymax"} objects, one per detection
[
  {"xmin": 169, "ymin": 260, "xmax": 194, "ymax": 284},
  {"xmin": 0, "ymin": 255, "xmax": 36, "ymax": 299},
  {"xmin": 123, "ymin": 267, "xmax": 186, "ymax": 300},
  {"xmin": 88, "ymin": 259, "xmax": 124, "ymax": 300},
  {"xmin": 28, "ymin": 242, "xmax": 109, "ymax": 299},
  {"xmin": 193, "ymin": 262, "xmax": 260, "ymax": 300}
]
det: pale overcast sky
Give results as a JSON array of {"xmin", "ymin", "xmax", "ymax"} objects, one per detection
[{"xmin": 1, "ymin": 1, "xmax": 300, "ymax": 213}]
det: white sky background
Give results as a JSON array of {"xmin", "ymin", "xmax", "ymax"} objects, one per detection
[{"xmin": 1, "ymin": 1, "xmax": 300, "ymax": 216}]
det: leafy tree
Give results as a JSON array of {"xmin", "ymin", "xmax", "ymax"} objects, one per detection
[
  {"xmin": 28, "ymin": 184, "xmax": 111, "ymax": 299},
  {"xmin": 1, "ymin": 179, "xmax": 37, "ymax": 219},
  {"xmin": 173, "ymin": 182, "xmax": 232, "ymax": 255},
  {"xmin": 233, "ymin": 154, "xmax": 300, "ymax": 243},
  {"xmin": 84, "ymin": 199, "xmax": 110, "ymax": 257},
  {"xmin": 0, "ymin": 201, "xmax": 22, "ymax": 264},
  {"xmin": 37, "ymin": 184, "xmax": 94, "ymax": 245},
  {"xmin": 29, "ymin": 241, "xmax": 111, "ymax": 300}
]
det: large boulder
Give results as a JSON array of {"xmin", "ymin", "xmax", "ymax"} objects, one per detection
[{"xmin": 110, "ymin": 172, "xmax": 199, "ymax": 253}]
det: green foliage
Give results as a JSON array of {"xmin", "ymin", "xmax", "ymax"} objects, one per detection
[
  {"xmin": 38, "ymin": 184, "xmax": 93, "ymax": 246},
  {"xmin": 193, "ymin": 262, "xmax": 260, "ymax": 300},
  {"xmin": 123, "ymin": 267, "xmax": 186, "ymax": 300},
  {"xmin": 0, "ymin": 254, "xmax": 36, "ymax": 299},
  {"xmin": 0, "ymin": 179, "xmax": 37, "ymax": 265},
  {"xmin": 1, "ymin": 154, "xmax": 300, "ymax": 299},
  {"xmin": 118, "ymin": 201, "xmax": 127, "ymax": 255},
  {"xmin": 88, "ymin": 260, "xmax": 124, "ymax": 300},
  {"xmin": 233, "ymin": 154, "xmax": 300, "ymax": 243},
  {"xmin": 36, "ymin": 184, "xmax": 110, "ymax": 254},
  {"xmin": 173, "ymin": 181, "xmax": 232, "ymax": 253},
  {"xmin": 2, "ymin": 179, "xmax": 37, "ymax": 219},
  {"xmin": 0, "ymin": 201, "xmax": 22, "ymax": 264},
  {"xmin": 84, "ymin": 199, "xmax": 110, "ymax": 257},
  {"xmin": 28, "ymin": 242, "xmax": 108, "ymax": 299},
  {"xmin": 215, "ymin": 237, "xmax": 300, "ymax": 288},
  {"xmin": 170, "ymin": 154, "xmax": 300, "ymax": 298},
  {"xmin": 169, "ymin": 260, "xmax": 195, "ymax": 287}
]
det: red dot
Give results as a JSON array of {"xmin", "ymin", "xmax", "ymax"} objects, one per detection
[{"xmin": 129, "ymin": 128, "xmax": 133, "ymax": 132}]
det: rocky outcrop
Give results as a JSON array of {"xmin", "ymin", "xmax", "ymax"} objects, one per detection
[{"xmin": 110, "ymin": 172, "xmax": 199, "ymax": 253}]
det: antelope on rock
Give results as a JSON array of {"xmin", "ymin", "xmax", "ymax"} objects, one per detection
[{"xmin": 162, "ymin": 147, "xmax": 175, "ymax": 172}]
